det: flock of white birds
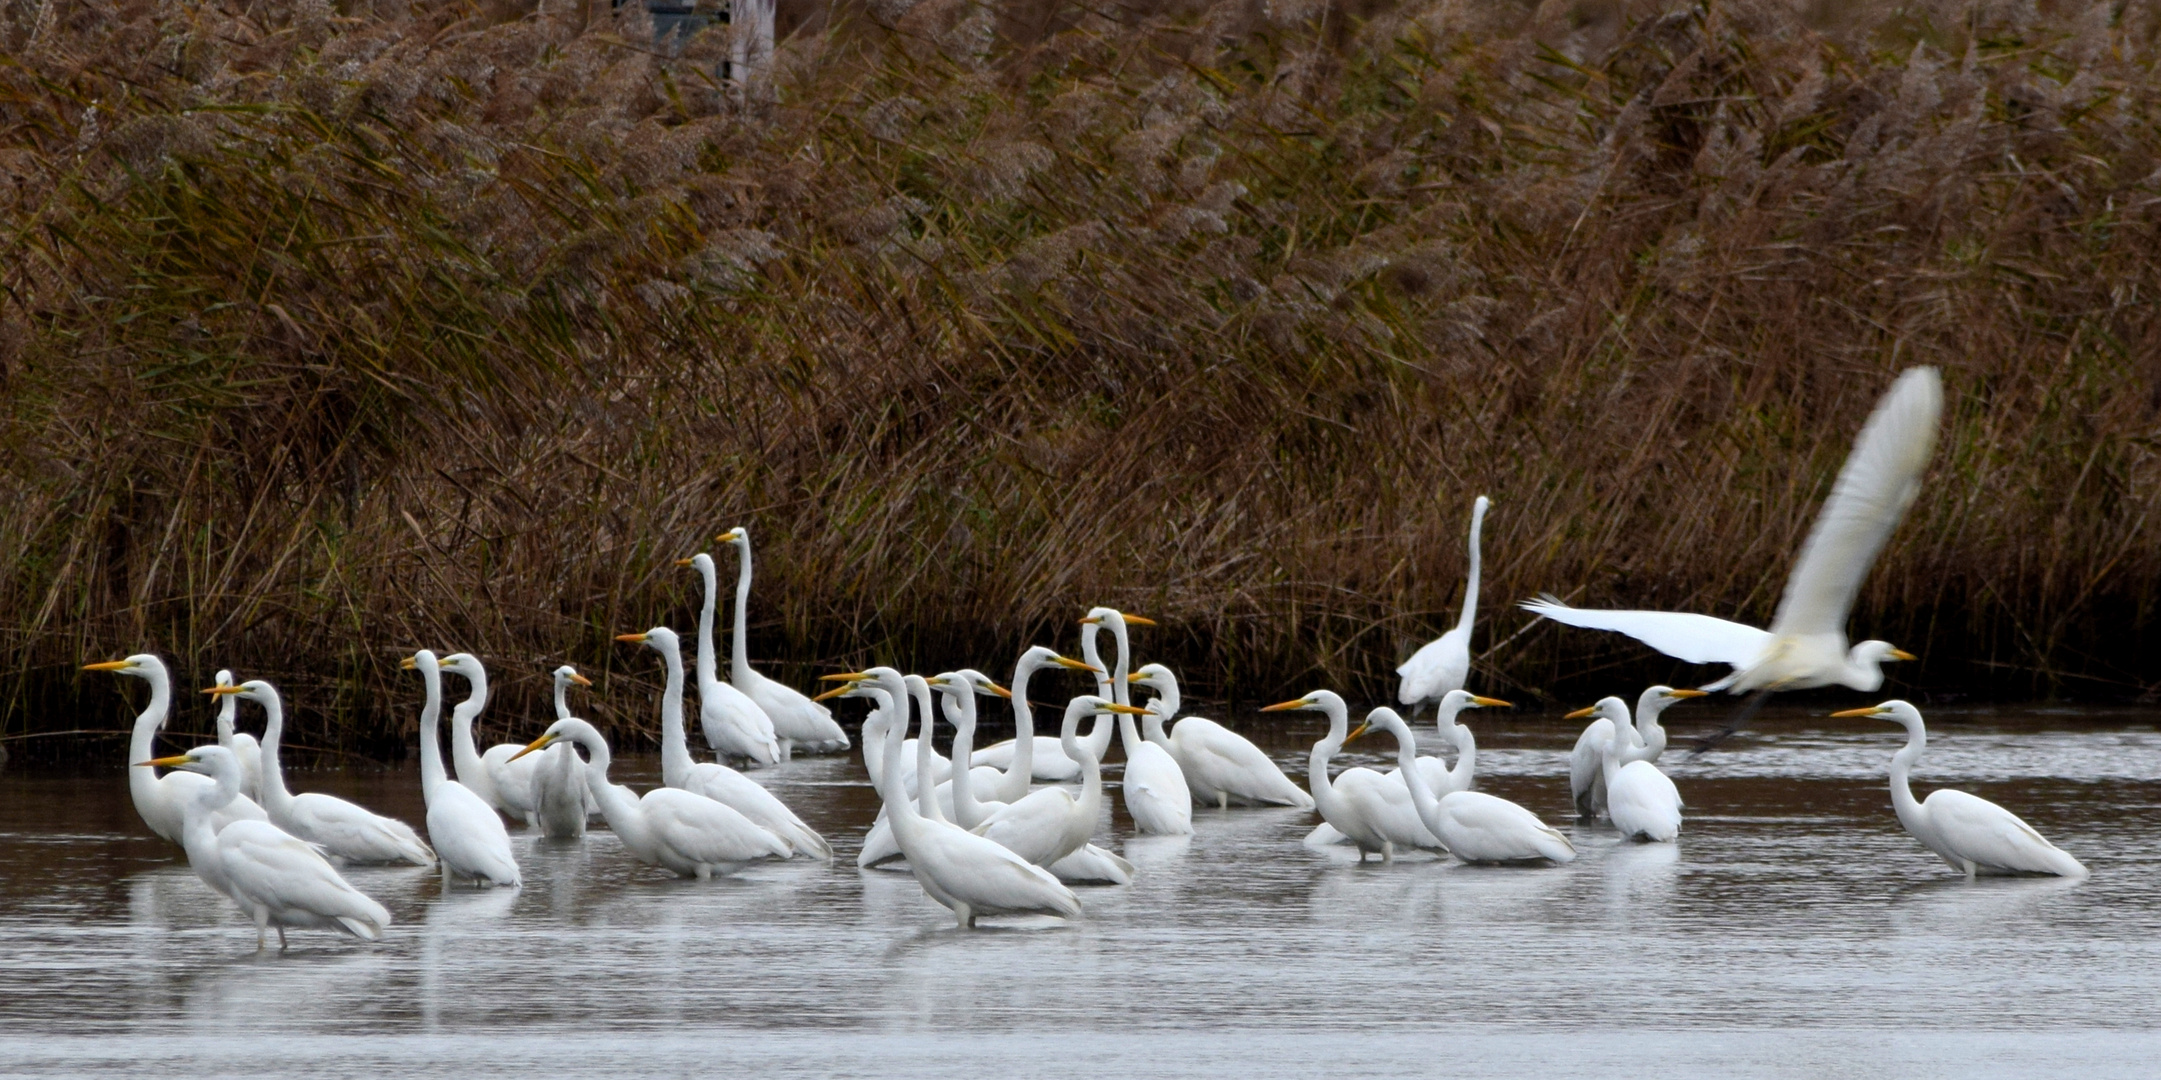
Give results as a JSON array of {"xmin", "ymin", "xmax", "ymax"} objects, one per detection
[{"xmin": 91, "ymin": 366, "xmax": 2089, "ymax": 945}]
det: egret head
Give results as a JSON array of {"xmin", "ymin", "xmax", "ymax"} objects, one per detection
[
  {"xmin": 401, "ymin": 650, "xmax": 438, "ymax": 675},
  {"xmin": 554, "ymin": 665, "xmax": 592, "ymax": 687},
  {"xmin": 135, "ymin": 744, "xmax": 236, "ymax": 777},
  {"xmin": 678, "ymin": 553, "xmax": 718, "ymax": 575},
  {"xmin": 1564, "ymin": 696, "xmax": 1629, "ymax": 724},
  {"xmin": 1127, "ymin": 663, "xmax": 1177, "ymax": 691},
  {"xmin": 203, "ymin": 679, "xmax": 276, "ymax": 706},
  {"xmin": 1439, "ymin": 689, "xmax": 1511, "ymax": 713},
  {"xmin": 1855, "ymin": 641, "xmax": 1917, "ymax": 665},
  {"xmin": 931, "ymin": 669, "xmax": 1010, "ymax": 699},
  {"xmin": 1635, "ymin": 686, "xmax": 1705, "ymax": 721},
  {"xmin": 615, "ymin": 627, "xmax": 680, "ymax": 655},
  {"xmin": 715, "ymin": 527, "xmax": 748, "ymax": 548},
  {"xmin": 1019, "ymin": 646, "xmax": 1099, "ymax": 676},
  {"xmin": 1079, "ymin": 607, "xmax": 1156, "ymax": 630},
  {"xmin": 436, "ymin": 653, "xmax": 484, "ymax": 680},
  {"xmin": 83, "ymin": 654, "xmax": 161, "ymax": 680},
  {"xmin": 1831, "ymin": 700, "xmax": 1922, "ymax": 728}
]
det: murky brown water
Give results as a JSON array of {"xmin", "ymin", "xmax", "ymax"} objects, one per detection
[{"xmin": 4, "ymin": 704, "xmax": 2158, "ymax": 1078}]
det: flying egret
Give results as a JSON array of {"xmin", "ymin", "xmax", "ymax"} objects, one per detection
[
  {"xmin": 1833, "ymin": 701, "xmax": 2087, "ymax": 878},
  {"xmin": 1523, "ymin": 368, "xmax": 1941, "ymax": 743}
]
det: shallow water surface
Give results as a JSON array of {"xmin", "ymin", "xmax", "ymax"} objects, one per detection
[{"xmin": 3, "ymin": 705, "xmax": 2158, "ymax": 1078}]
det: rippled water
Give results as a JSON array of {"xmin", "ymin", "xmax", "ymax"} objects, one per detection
[{"xmin": 4, "ymin": 705, "xmax": 2158, "ymax": 1078}]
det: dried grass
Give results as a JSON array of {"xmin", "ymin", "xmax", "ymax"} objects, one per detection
[{"xmin": 3, "ymin": 0, "xmax": 2160, "ymax": 755}]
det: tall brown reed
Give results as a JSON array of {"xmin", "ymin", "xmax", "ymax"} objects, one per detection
[{"xmin": 2, "ymin": 0, "xmax": 2159, "ymax": 757}]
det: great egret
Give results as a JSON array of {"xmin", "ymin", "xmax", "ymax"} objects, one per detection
[
  {"xmin": 211, "ymin": 679, "xmax": 434, "ymax": 867},
  {"xmin": 1397, "ymin": 495, "xmax": 1489, "ymax": 716},
  {"xmin": 967, "ymin": 647, "xmax": 1106, "ymax": 782},
  {"xmin": 1264, "ymin": 690, "xmax": 1444, "ymax": 862},
  {"xmin": 137, "ymin": 745, "xmax": 391, "ymax": 948},
  {"xmin": 929, "ymin": 670, "xmax": 1017, "ymax": 830},
  {"xmin": 619, "ymin": 628, "xmax": 830, "ymax": 858},
  {"xmin": 532, "ymin": 665, "xmax": 593, "ymax": 840},
  {"xmin": 1833, "ymin": 701, "xmax": 2087, "ymax": 878},
  {"xmin": 1107, "ymin": 673, "xmax": 1193, "ymax": 835},
  {"xmin": 971, "ymin": 611, "xmax": 1148, "ymax": 779},
  {"xmin": 513, "ymin": 718, "xmax": 791, "ymax": 879},
  {"xmin": 1523, "ymin": 368, "xmax": 1940, "ymax": 715},
  {"xmin": 714, "ymin": 527, "xmax": 850, "ymax": 756},
  {"xmin": 968, "ymin": 694, "xmax": 1147, "ymax": 877},
  {"xmin": 680, "ymin": 554, "xmax": 781, "ymax": 765},
  {"xmin": 402, "ymin": 651, "xmax": 520, "ymax": 887},
  {"xmin": 839, "ymin": 668, "xmax": 1081, "ymax": 928},
  {"xmin": 1126, "ymin": 664, "xmax": 1312, "ymax": 809},
  {"xmin": 849, "ymin": 673, "xmax": 968, "ymax": 870},
  {"xmin": 1304, "ymin": 689, "xmax": 1503, "ymax": 846},
  {"xmin": 1581, "ymin": 700, "xmax": 1683, "ymax": 842},
  {"xmin": 211, "ymin": 669, "xmax": 263, "ymax": 801},
  {"xmin": 431, "ymin": 653, "xmax": 512, "ymax": 819},
  {"xmin": 1353, "ymin": 707, "xmax": 1574, "ymax": 864},
  {"xmin": 86, "ymin": 655, "xmax": 267, "ymax": 842},
  {"xmin": 1566, "ymin": 688, "xmax": 1704, "ymax": 818}
]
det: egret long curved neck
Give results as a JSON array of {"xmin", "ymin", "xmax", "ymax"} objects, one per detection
[
  {"xmin": 256, "ymin": 691, "xmax": 294, "ymax": 817},
  {"xmin": 554, "ymin": 675, "xmax": 572, "ymax": 722},
  {"xmin": 449, "ymin": 672, "xmax": 489, "ymax": 786},
  {"xmin": 1435, "ymin": 701, "xmax": 1474, "ymax": 787},
  {"xmin": 1887, "ymin": 716, "xmax": 1927, "ymax": 832},
  {"xmin": 1063, "ymin": 700, "xmax": 1105, "ymax": 819},
  {"xmin": 694, "ymin": 560, "xmax": 723, "ymax": 693},
  {"xmin": 183, "ymin": 756, "xmax": 243, "ymax": 851},
  {"xmin": 1077, "ymin": 626, "xmax": 1120, "ymax": 759},
  {"xmin": 1636, "ymin": 706, "xmax": 1669, "ymax": 760},
  {"xmin": 1385, "ymin": 715, "xmax": 1443, "ymax": 834},
  {"xmin": 126, "ymin": 665, "xmax": 173, "ymax": 812},
  {"xmin": 215, "ymin": 685, "xmax": 238, "ymax": 744},
  {"xmin": 861, "ymin": 689, "xmax": 894, "ymax": 792},
  {"xmin": 1847, "ymin": 647, "xmax": 1889, "ymax": 693},
  {"xmin": 1307, "ymin": 699, "xmax": 1349, "ymax": 814},
  {"xmin": 883, "ymin": 685, "xmax": 930, "ymax": 842},
  {"xmin": 729, "ymin": 541, "xmax": 755, "ymax": 685},
  {"xmin": 1005, "ymin": 656, "xmax": 1041, "ymax": 791},
  {"xmin": 1138, "ymin": 671, "xmax": 1178, "ymax": 749},
  {"xmin": 418, "ymin": 670, "xmax": 447, "ymax": 801},
  {"xmin": 947, "ymin": 692, "xmax": 991, "ymax": 829},
  {"xmin": 906, "ymin": 678, "xmax": 943, "ymax": 820},
  {"xmin": 567, "ymin": 722, "xmax": 640, "ymax": 842},
  {"xmin": 655, "ymin": 640, "xmax": 693, "ymax": 789},
  {"xmin": 1457, "ymin": 499, "xmax": 1486, "ymax": 634}
]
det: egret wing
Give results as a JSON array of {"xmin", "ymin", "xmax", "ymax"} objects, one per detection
[
  {"xmin": 1769, "ymin": 367, "xmax": 1943, "ymax": 636},
  {"xmin": 1923, "ymin": 789, "xmax": 2086, "ymax": 876},
  {"xmin": 644, "ymin": 789, "xmax": 791, "ymax": 864},
  {"xmin": 218, "ymin": 820, "xmax": 391, "ymax": 936},
  {"xmin": 1523, "ymin": 597, "xmax": 1772, "ymax": 668}
]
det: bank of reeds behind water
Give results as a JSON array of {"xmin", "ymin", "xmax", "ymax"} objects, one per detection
[{"xmin": 2, "ymin": 0, "xmax": 2159, "ymax": 758}]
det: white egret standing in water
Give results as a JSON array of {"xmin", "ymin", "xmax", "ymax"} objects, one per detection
[
  {"xmin": 1833, "ymin": 701, "xmax": 2087, "ymax": 878},
  {"xmin": 1566, "ymin": 688, "xmax": 1705, "ymax": 819},
  {"xmin": 1397, "ymin": 495, "xmax": 1489, "ymax": 716},
  {"xmin": 137, "ymin": 745, "xmax": 391, "ymax": 949},
  {"xmin": 213, "ymin": 679, "xmax": 434, "ymax": 867},
  {"xmin": 1127, "ymin": 664, "xmax": 1312, "ymax": 810},
  {"xmin": 681, "ymin": 553, "xmax": 781, "ymax": 765},
  {"xmin": 532, "ymin": 665, "xmax": 593, "ymax": 839},
  {"xmin": 1524, "ymin": 368, "xmax": 1942, "ymax": 745},
  {"xmin": 211, "ymin": 669, "xmax": 263, "ymax": 801},
  {"xmin": 403, "ymin": 652, "xmax": 520, "ymax": 887},
  {"xmin": 714, "ymin": 527, "xmax": 850, "ymax": 756},
  {"xmin": 1266, "ymin": 690, "xmax": 1443, "ymax": 862},
  {"xmin": 1352, "ymin": 707, "xmax": 1574, "ymax": 865},
  {"xmin": 88, "ymin": 655, "xmax": 267, "ymax": 843}
]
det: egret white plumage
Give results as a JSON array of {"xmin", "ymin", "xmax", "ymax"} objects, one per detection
[
  {"xmin": 972, "ymin": 610, "xmax": 1148, "ymax": 779},
  {"xmin": 1354, "ymin": 707, "xmax": 1574, "ymax": 865},
  {"xmin": 87, "ymin": 655, "xmax": 267, "ymax": 843},
  {"xmin": 1397, "ymin": 495, "xmax": 1489, "ymax": 716},
  {"xmin": 403, "ymin": 651, "xmax": 520, "ymax": 887},
  {"xmin": 838, "ymin": 668, "xmax": 1081, "ymax": 928},
  {"xmin": 1127, "ymin": 664, "xmax": 1312, "ymax": 810},
  {"xmin": 1566, "ymin": 688, "xmax": 1704, "ymax": 819},
  {"xmin": 714, "ymin": 527, "xmax": 849, "ymax": 756},
  {"xmin": 619, "ymin": 627, "xmax": 830, "ymax": 858},
  {"xmin": 512, "ymin": 717, "xmax": 791, "ymax": 879},
  {"xmin": 1265, "ymin": 690, "xmax": 1443, "ymax": 862},
  {"xmin": 431, "ymin": 653, "xmax": 514, "ymax": 820},
  {"xmin": 1108, "ymin": 672, "xmax": 1193, "ymax": 835},
  {"xmin": 138, "ymin": 745, "xmax": 391, "ymax": 949},
  {"xmin": 681, "ymin": 553, "xmax": 781, "ymax": 765},
  {"xmin": 1523, "ymin": 368, "xmax": 1940, "ymax": 735},
  {"xmin": 211, "ymin": 668, "xmax": 263, "ymax": 801},
  {"xmin": 1307, "ymin": 689, "xmax": 1513, "ymax": 846},
  {"xmin": 213, "ymin": 679, "xmax": 434, "ymax": 867},
  {"xmin": 531, "ymin": 665, "xmax": 593, "ymax": 839},
  {"xmin": 1833, "ymin": 701, "xmax": 2087, "ymax": 878},
  {"xmin": 1575, "ymin": 698, "xmax": 1683, "ymax": 842},
  {"xmin": 967, "ymin": 694, "xmax": 1146, "ymax": 879}
]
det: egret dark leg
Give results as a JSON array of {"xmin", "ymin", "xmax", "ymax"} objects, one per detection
[{"xmin": 1689, "ymin": 689, "xmax": 1775, "ymax": 756}]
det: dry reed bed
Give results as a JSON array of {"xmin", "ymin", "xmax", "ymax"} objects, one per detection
[{"xmin": 1, "ymin": 0, "xmax": 2158, "ymax": 756}]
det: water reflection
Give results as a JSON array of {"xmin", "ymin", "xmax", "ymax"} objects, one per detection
[{"xmin": 3, "ymin": 711, "xmax": 2159, "ymax": 1077}]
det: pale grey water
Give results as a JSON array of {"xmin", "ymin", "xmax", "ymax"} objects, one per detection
[{"xmin": 3, "ymin": 705, "xmax": 2158, "ymax": 1078}]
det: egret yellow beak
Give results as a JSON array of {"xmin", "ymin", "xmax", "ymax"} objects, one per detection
[
  {"xmin": 1830, "ymin": 706, "xmax": 1887, "ymax": 718},
  {"xmin": 819, "ymin": 672, "xmax": 871, "ymax": 683},
  {"xmin": 1345, "ymin": 721, "xmax": 1372, "ymax": 743},
  {"xmin": 1260, "ymin": 699, "xmax": 1307, "ymax": 712},
  {"xmin": 204, "ymin": 684, "xmax": 245, "ymax": 696},
  {"xmin": 1471, "ymin": 696, "xmax": 1513, "ymax": 708},
  {"xmin": 811, "ymin": 684, "xmax": 852, "ymax": 702},
  {"xmin": 1052, "ymin": 655, "xmax": 1100, "ymax": 673},
  {"xmin": 614, "ymin": 633, "xmax": 647, "ymax": 644},
  {"xmin": 507, "ymin": 733, "xmax": 558, "ymax": 762},
  {"xmin": 1123, "ymin": 615, "xmax": 1157, "ymax": 627},
  {"xmin": 1889, "ymin": 649, "xmax": 1917, "ymax": 661},
  {"xmin": 674, "ymin": 558, "xmax": 694, "ymax": 567},
  {"xmin": 1564, "ymin": 706, "xmax": 1596, "ymax": 720},
  {"xmin": 83, "ymin": 659, "xmax": 133, "ymax": 672},
  {"xmin": 400, "ymin": 656, "xmax": 419, "ymax": 670},
  {"xmin": 1101, "ymin": 703, "xmax": 1150, "ymax": 715},
  {"xmin": 1666, "ymin": 689, "xmax": 1709, "ymax": 699},
  {"xmin": 989, "ymin": 684, "xmax": 1014, "ymax": 699},
  {"xmin": 1078, "ymin": 616, "xmax": 1100, "ymax": 626},
  {"xmin": 135, "ymin": 754, "xmax": 191, "ymax": 768},
  {"xmin": 715, "ymin": 529, "xmax": 742, "ymax": 542}
]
